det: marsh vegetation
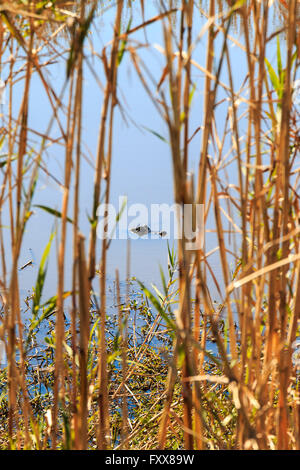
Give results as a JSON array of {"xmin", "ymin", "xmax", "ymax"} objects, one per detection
[{"xmin": 0, "ymin": 0, "xmax": 299, "ymax": 450}]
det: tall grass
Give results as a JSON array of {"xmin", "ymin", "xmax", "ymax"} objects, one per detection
[{"xmin": 0, "ymin": 0, "xmax": 299, "ymax": 450}]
